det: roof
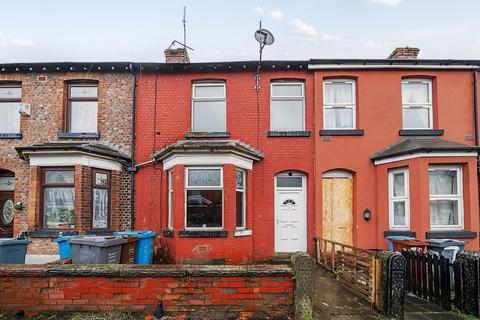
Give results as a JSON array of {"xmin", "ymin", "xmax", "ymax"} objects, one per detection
[
  {"xmin": 16, "ymin": 142, "xmax": 131, "ymax": 163},
  {"xmin": 370, "ymin": 137, "xmax": 479, "ymax": 161},
  {"xmin": 153, "ymin": 140, "xmax": 264, "ymax": 161}
]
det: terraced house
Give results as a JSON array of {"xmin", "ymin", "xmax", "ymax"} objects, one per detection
[{"xmin": 0, "ymin": 63, "xmax": 134, "ymax": 253}]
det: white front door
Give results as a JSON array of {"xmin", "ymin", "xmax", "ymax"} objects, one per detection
[{"xmin": 274, "ymin": 174, "xmax": 307, "ymax": 253}]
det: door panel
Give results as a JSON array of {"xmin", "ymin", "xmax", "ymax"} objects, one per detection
[
  {"xmin": 322, "ymin": 177, "xmax": 353, "ymax": 246},
  {"xmin": 0, "ymin": 192, "xmax": 14, "ymax": 238}
]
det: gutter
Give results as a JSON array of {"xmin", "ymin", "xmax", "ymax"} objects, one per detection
[
  {"xmin": 308, "ymin": 64, "xmax": 480, "ymax": 70},
  {"xmin": 128, "ymin": 63, "xmax": 137, "ymax": 230}
]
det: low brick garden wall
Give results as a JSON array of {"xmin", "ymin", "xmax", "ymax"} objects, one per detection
[{"xmin": 0, "ymin": 263, "xmax": 294, "ymax": 319}]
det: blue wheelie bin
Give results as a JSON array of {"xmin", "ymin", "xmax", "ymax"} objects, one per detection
[
  {"xmin": 54, "ymin": 236, "xmax": 78, "ymax": 259},
  {"xmin": 113, "ymin": 231, "xmax": 156, "ymax": 264}
]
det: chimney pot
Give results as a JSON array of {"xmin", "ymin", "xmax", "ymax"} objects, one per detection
[
  {"xmin": 164, "ymin": 48, "xmax": 190, "ymax": 64},
  {"xmin": 388, "ymin": 47, "xmax": 420, "ymax": 60}
]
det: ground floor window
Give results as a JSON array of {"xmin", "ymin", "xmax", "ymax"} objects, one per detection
[
  {"xmin": 185, "ymin": 167, "xmax": 223, "ymax": 229},
  {"xmin": 429, "ymin": 165, "xmax": 463, "ymax": 229},
  {"xmin": 42, "ymin": 168, "xmax": 75, "ymax": 229},
  {"xmin": 168, "ymin": 169, "xmax": 173, "ymax": 229},
  {"xmin": 92, "ymin": 169, "xmax": 110, "ymax": 229},
  {"xmin": 236, "ymin": 170, "xmax": 246, "ymax": 228},
  {"xmin": 388, "ymin": 168, "xmax": 410, "ymax": 230}
]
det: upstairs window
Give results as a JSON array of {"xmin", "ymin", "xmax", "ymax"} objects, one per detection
[
  {"xmin": 0, "ymin": 84, "xmax": 21, "ymax": 133},
  {"xmin": 270, "ymin": 82, "xmax": 305, "ymax": 131},
  {"xmin": 67, "ymin": 83, "xmax": 98, "ymax": 133},
  {"xmin": 429, "ymin": 166, "xmax": 463, "ymax": 230},
  {"xmin": 323, "ymin": 80, "xmax": 356, "ymax": 129},
  {"xmin": 402, "ymin": 79, "xmax": 432, "ymax": 129},
  {"xmin": 192, "ymin": 83, "xmax": 226, "ymax": 132},
  {"xmin": 388, "ymin": 168, "xmax": 410, "ymax": 230}
]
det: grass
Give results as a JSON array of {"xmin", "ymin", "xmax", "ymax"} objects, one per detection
[{"xmin": 0, "ymin": 311, "xmax": 147, "ymax": 320}]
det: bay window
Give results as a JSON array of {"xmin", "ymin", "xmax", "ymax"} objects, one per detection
[
  {"xmin": 401, "ymin": 79, "xmax": 432, "ymax": 129},
  {"xmin": 236, "ymin": 170, "xmax": 246, "ymax": 229},
  {"xmin": 0, "ymin": 84, "xmax": 21, "ymax": 134},
  {"xmin": 192, "ymin": 83, "xmax": 226, "ymax": 132},
  {"xmin": 388, "ymin": 168, "xmax": 410, "ymax": 230},
  {"xmin": 92, "ymin": 169, "xmax": 110, "ymax": 229},
  {"xmin": 42, "ymin": 168, "xmax": 75, "ymax": 229},
  {"xmin": 270, "ymin": 82, "xmax": 305, "ymax": 131},
  {"xmin": 323, "ymin": 79, "xmax": 356, "ymax": 129},
  {"xmin": 429, "ymin": 165, "xmax": 463, "ymax": 229},
  {"xmin": 185, "ymin": 168, "xmax": 223, "ymax": 229},
  {"xmin": 67, "ymin": 83, "xmax": 99, "ymax": 133}
]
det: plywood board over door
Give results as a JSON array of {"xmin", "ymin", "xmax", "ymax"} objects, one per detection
[{"xmin": 322, "ymin": 171, "xmax": 353, "ymax": 246}]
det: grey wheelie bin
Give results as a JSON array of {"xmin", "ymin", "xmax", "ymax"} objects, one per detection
[
  {"xmin": 0, "ymin": 238, "xmax": 31, "ymax": 264},
  {"xmin": 69, "ymin": 236, "xmax": 126, "ymax": 264}
]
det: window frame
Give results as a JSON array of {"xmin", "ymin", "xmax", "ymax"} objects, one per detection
[
  {"xmin": 191, "ymin": 82, "xmax": 226, "ymax": 133},
  {"xmin": 91, "ymin": 169, "xmax": 111, "ymax": 230},
  {"xmin": 401, "ymin": 79, "xmax": 433, "ymax": 130},
  {"xmin": 270, "ymin": 81, "xmax": 305, "ymax": 131},
  {"xmin": 66, "ymin": 82, "xmax": 99, "ymax": 133},
  {"xmin": 235, "ymin": 169, "xmax": 246, "ymax": 229},
  {"xmin": 167, "ymin": 169, "xmax": 173, "ymax": 230},
  {"xmin": 0, "ymin": 83, "xmax": 22, "ymax": 134},
  {"xmin": 429, "ymin": 165, "xmax": 464, "ymax": 230},
  {"xmin": 184, "ymin": 166, "xmax": 224, "ymax": 230},
  {"xmin": 323, "ymin": 79, "xmax": 356, "ymax": 130},
  {"xmin": 40, "ymin": 167, "xmax": 75, "ymax": 230},
  {"xmin": 388, "ymin": 168, "xmax": 410, "ymax": 230}
]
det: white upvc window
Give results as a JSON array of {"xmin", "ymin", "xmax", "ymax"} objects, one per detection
[
  {"xmin": 388, "ymin": 168, "xmax": 410, "ymax": 230},
  {"xmin": 270, "ymin": 82, "xmax": 305, "ymax": 131},
  {"xmin": 0, "ymin": 84, "xmax": 21, "ymax": 134},
  {"xmin": 236, "ymin": 169, "xmax": 246, "ymax": 229},
  {"xmin": 401, "ymin": 79, "xmax": 433, "ymax": 129},
  {"xmin": 185, "ymin": 167, "xmax": 223, "ymax": 230},
  {"xmin": 323, "ymin": 79, "xmax": 356, "ymax": 129},
  {"xmin": 167, "ymin": 170, "xmax": 173, "ymax": 230},
  {"xmin": 191, "ymin": 83, "xmax": 226, "ymax": 132},
  {"xmin": 429, "ymin": 165, "xmax": 464, "ymax": 230}
]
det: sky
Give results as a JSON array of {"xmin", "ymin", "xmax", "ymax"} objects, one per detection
[{"xmin": 1, "ymin": 0, "xmax": 479, "ymax": 63}]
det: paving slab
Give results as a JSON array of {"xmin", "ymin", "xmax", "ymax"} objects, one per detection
[
  {"xmin": 25, "ymin": 254, "xmax": 59, "ymax": 264},
  {"xmin": 404, "ymin": 294, "xmax": 465, "ymax": 320}
]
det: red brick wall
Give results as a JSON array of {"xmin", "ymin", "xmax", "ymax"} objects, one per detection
[
  {"xmin": 0, "ymin": 266, "xmax": 293, "ymax": 318},
  {"xmin": 134, "ymin": 70, "xmax": 315, "ymax": 263}
]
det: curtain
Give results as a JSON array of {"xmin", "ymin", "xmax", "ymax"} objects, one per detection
[
  {"xmin": 70, "ymin": 101, "xmax": 98, "ymax": 133},
  {"xmin": 429, "ymin": 170, "xmax": 457, "ymax": 195},
  {"xmin": 44, "ymin": 188, "xmax": 75, "ymax": 228},
  {"xmin": 429, "ymin": 170, "xmax": 458, "ymax": 225},
  {"xmin": 393, "ymin": 202, "xmax": 406, "ymax": 226},
  {"xmin": 0, "ymin": 102, "xmax": 20, "ymax": 133},
  {"xmin": 403, "ymin": 108, "xmax": 429, "ymax": 128},
  {"xmin": 92, "ymin": 188, "xmax": 108, "ymax": 228},
  {"xmin": 325, "ymin": 83, "xmax": 353, "ymax": 104},
  {"xmin": 431, "ymin": 200, "xmax": 458, "ymax": 225},
  {"xmin": 402, "ymin": 82, "xmax": 429, "ymax": 104},
  {"xmin": 393, "ymin": 173, "xmax": 405, "ymax": 197}
]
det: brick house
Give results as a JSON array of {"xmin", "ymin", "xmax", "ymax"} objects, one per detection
[
  {"xmin": 134, "ymin": 51, "xmax": 315, "ymax": 264},
  {"xmin": 0, "ymin": 63, "xmax": 134, "ymax": 253}
]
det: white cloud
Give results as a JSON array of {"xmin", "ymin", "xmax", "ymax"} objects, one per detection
[
  {"xmin": 95, "ymin": 36, "xmax": 105, "ymax": 41},
  {"xmin": 289, "ymin": 19, "xmax": 318, "ymax": 38},
  {"xmin": 0, "ymin": 32, "xmax": 34, "ymax": 47},
  {"xmin": 268, "ymin": 10, "xmax": 285, "ymax": 20},
  {"xmin": 366, "ymin": 39, "xmax": 393, "ymax": 48},
  {"xmin": 367, "ymin": 0, "xmax": 402, "ymax": 5},
  {"xmin": 253, "ymin": 6, "xmax": 264, "ymax": 16}
]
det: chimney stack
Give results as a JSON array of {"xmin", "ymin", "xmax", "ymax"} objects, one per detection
[
  {"xmin": 164, "ymin": 47, "xmax": 190, "ymax": 63},
  {"xmin": 388, "ymin": 47, "xmax": 420, "ymax": 60}
]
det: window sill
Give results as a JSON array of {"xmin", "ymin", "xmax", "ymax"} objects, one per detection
[
  {"xmin": 58, "ymin": 132, "xmax": 100, "ymax": 139},
  {"xmin": 27, "ymin": 230, "xmax": 79, "ymax": 238},
  {"xmin": 178, "ymin": 230, "xmax": 228, "ymax": 238},
  {"xmin": 426, "ymin": 230, "xmax": 477, "ymax": 239},
  {"xmin": 399, "ymin": 129, "xmax": 444, "ymax": 136},
  {"xmin": 234, "ymin": 229, "xmax": 252, "ymax": 237},
  {"xmin": 384, "ymin": 230, "xmax": 416, "ymax": 238},
  {"xmin": 84, "ymin": 229, "xmax": 113, "ymax": 236},
  {"xmin": 185, "ymin": 132, "xmax": 231, "ymax": 139},
  {"xmin": 267, "ymin": 131, "xmax": 311, "ymax": 137},
  {"xmin": 0, "ymin": 133, "xmax": 22, "ymax": 139},
  {"xmin": 162, "ymin": 229, "xmax": 175, "ymax": 237},
  {"xmin": 319, "ymin": 129, "xmax": 364, "ymax": 136}
]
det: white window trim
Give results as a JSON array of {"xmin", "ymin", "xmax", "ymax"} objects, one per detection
[
  {"xmin": 275, "ymin": 171, "xmax": 305, "ymax": 190},
  {"xmin": 184, "ymin": 166, "xmax": 224, "ymax": 230},
  {"xmin": 236, "ymin": 169, "xmax": 246, "ymax": 230},
  {"xmin": 388, "ymin": 168, "xmax": 410, "ymax": 230},
  {"xmin": 167, "ymin": 170, "xmax": 173, "ymax": 230},
  {"xmin": 323, "ymin": 79, "xmax": 356, "ymax": 130},
  {"xmin": 401, "ymin": 79, "xmax": 433, "ymax": 130},
  {"xmin": 270, "ymin": 82, "xmax": 305, "ymax": 131},
  {"xmin": 191, "ymin": 82, "xmax": 226, "ymax": 132},
  {"xmin": 429, "ymin": 165, "xmax": 464, "ymax": 231},
  {"xmin": 0, "ymin": 84, "xmax": 21, "ymax": 134}
]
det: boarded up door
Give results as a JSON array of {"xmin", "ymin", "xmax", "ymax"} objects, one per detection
[{"xmin": 322, "ymin": 176, "xmax": 353, "ymax": 246}]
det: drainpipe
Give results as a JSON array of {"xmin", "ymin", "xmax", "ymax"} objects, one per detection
[
  {"xmin": 474, "ymin": 69, "xmax": 479, "ymax": 147},
  {"xmin": 128, "ymin": 63, "xmax": 137, "ymax": 230}
]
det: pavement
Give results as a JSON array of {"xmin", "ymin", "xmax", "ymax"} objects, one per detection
[
  {"xmin": 313, "ymin": 265, "xmax": 465, "ymax": 320},
  {"xmin": 25, "ymin": 254, "xmax": 60, "ymax": 264}
]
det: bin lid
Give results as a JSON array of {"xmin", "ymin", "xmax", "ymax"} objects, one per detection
[
  {"xmin": 427, "ymin": 239, "xmax": 467, "ymax": 247},
  {"xmin": 54, "ymin": 235, "xmax": 78, "ymax": 243},
  {"xmin": 113, "ymin": 231, "xmax": 156, "ymax": 239},
  {"xmin": 69, "ymin": 236, "xmax": 126, "ymax": 247},
  {"xmin": 0, "ymin": 238, "xmax": 32, "ymax": 246},
  {"xmin": 385, "ymin": 236, "xmax": 415, "ymax": 241}
]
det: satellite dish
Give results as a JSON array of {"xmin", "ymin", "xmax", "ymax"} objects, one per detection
[{"xmin": 254, "ymin": 29, "xmax": 274, "ymax": 46}]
